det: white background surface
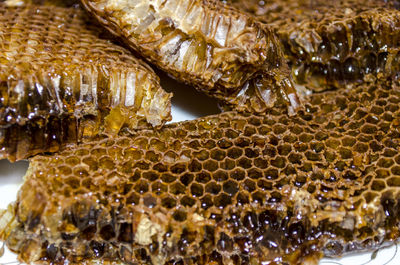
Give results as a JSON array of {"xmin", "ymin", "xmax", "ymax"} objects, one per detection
[{"xmin": 0, "ymin": 74, "xmax": 399, "ymax": 264}]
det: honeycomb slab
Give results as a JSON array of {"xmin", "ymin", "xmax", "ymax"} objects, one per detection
[
  {"xmin": 1, "ymin": 80, "xmax": 400, "ymax": 264},
  {"xmin": 80, "ymin": 0, "xmax": 300, "ymax": 113},
  {"xmin": 229, "ymin": 0, "xmax": 400, "ymax": 91},
  {"xmin": 0, "ymin": 4, "xmax": 172, "ymax": 161}
]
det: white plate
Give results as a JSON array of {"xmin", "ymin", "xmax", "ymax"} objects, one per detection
[{"xmin": 0, "ymin": 75, "xmax": 399, "ymax": 265}]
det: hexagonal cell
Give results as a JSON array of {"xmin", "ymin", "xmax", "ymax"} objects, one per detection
[
  {"xmin": 187, "ymin": 140, "xmax": 201, "ymax": 149},
  {"xmin": 58, "ymin": 166, "xmax": 73, "ymax": 176},
  {"xmin": 257, "ymin": 179, "xmax": 273, "ymax": 190},
  {"xmin": 377, "ymin": 158, "xmax": 395, "ymax": 168},
  {"xmin": 149, "ymin": 138, "xmax": 167, "ymax": 152},
  {"xmin": 234, "ymin": 137, "xmax": 251, "ymax": 148},
  {"xmin": 205, "ymin": 182, "xmax": 221, "ymax": 195},
  {"xmin": 214, "ymin": 193, "xmax": 232, "ymax": 209},
  {"xmin": 162, "ymin": 151, "xmax": 178, "ymax": 163},
  {"xmin": 243, "ymin": 179, "xmax": 256, "ymax": 193},
  {"xmin": 222, "ymin": 180, "xmax": 238, "ymax": 196},
  {"xmin": 143, "ymin": 171, "xmax": 159, "ymax": 181},
  {"xmin": 190, "ymin": 183, "xmax": 204, "ymax": 197},
  {"xmin": 251, "ymin": 191, "xmax": 266, "ymax": 204},
  {"xmin": 115, "ymin": 138, "xmax": 131, "ymax": 147},
  {"xmin": 203, "ymin": 160, "xmax": 219, "ymax": 172},
  {"xmin": 244, "ymin": 125, "xmax": 256, "ymax": 136},
  {"xmin": 151, "ymin": 181, "xmax": 168, "ymax": 195},
  {"xmin": 264, "ymin": 168, "xmax": 279, "ymax": 180},
  {"xmin": 220, "ymin": 158, "xmax": 236, "ymax": 170},
  {"xmin": 161, "ymin": 173, "xmax": 177, "ymax": 183},
  {"xmin": 230, "ymin": 168, "xmax": 246, "ymax": 181},
  {"xmin": 258, "ymin": 125, "xmax": 271, "ymax": 135},
  {"xmin": 271, "ymin": 156, "xmax": 287, "ymax": 168},
  {"xmin": 65, "ymin": 156, "xmax": 81, "ymax": 166},
  {"xmin": 90, "ymin": 148, "xmax": 108, "ymax": 158},
  {"xmin": 227, "ymin": 147, "xmax": 243, "ymax": 159},
  {"xmin": 161, "ymin": 196, "xmax": 177, "ymax": 209},
  {"xmin": 272, "ymin": 124, "xmax": 287, "ymax": 134},
  {"xmin": 180, "ymin": 196, "xmax": 196, "ymax": 207},
  {"xmin": 107, "ymin": 146, "xmax": 123, "ymax": 160},
  {"xmin": 132, "ymin": 137, "xmax": 149, "ymax": 149},
  {"xmin": 134, "ymin": 161, "xmax": 150, "ymax": 170},
  {"xmin": 217, "ymin": 138, "xmax": 233, "ymax": 149},
  {"xmin": 148, "ymin": 163, "xmax": 165, "ymax": 174},
  {"xmin": 236, "ymin": 192, "xmax": 250, "ymax": 205},
  {"xmin": 204, "ymin": 140, "xmax": 217, "ymax": 149},
  {"xmin": 134, "ymin": 180, "xmax": 149, "ymax": 194},
  {"xmin": 225, "ymin": 129, "xmax": 239, "ymax": 139},
  {"xmin": 74, "ymin": 148, "xmax": 90, "ymax": 157},
  {"xmin": 126, "ymin": 192, "xmax": 140, "ymax": 205},
  {"xmin": 200, "ymin": 195, "xmax": 213, "ymax": 210},
  {"xmin": 193, "ymin": 150, "xmax": 209, "ymax": 161},
  {"xmin": 210, "ymin": 149, "xmax": 226, "ymax": 161},
  {"xmin": 277, "ymin": 144, "xmax": 292, "ymax": 156},
  {"xmin": 172, "ymin": 209, "xmax": 187, "ymax": 222},
  {"xmin": 73, "ymin": 167, "xmax": 89, "ymax": 178},
  {"xmin": 196, "ymin": 172, "xmax": 212, "ymax": 184},
  {"xmin": 237, "ymin": 157, "xmax": 252, "ymax": 169},
  {"xmin": 65, "ymin": 177, "xmax": 80, "ymax": 189},
  {"xmin": 244, "ymin": 148, "xmax": 259, "ymax": 158},
  {"xmin": 169, "ymin": 182, "xmax": 186, "ymax": 195},
  {"xmin": 170, "ymin": 163, "xmax": 187, "ymax": 174},
  {"xmin": 145, "ymin": 151, "xmax": 161, "ymax": 163},
  {"xmin": 188, "ymin": 159, "xmax": 202, "ymax": 172},
  {"xmin": 213, "ymin": 170, "xmax": 228, "ymax": 182},
  {"xmin": 180, "ymin": 173, "xmax": 194, "ymax": 186},
  {"xmin": 143, "ymin": 194, "xmax": 158, "ymax": 208},
  {"xmin": 263, "ymin": 145, "xmax": 277, "ymax": 157},
  {"xmin": 122, "ymin": 148, "xmax": 142, "ymax": 161},
  {"xmin": 371, "ymin": 180, "xmax": 386, "ymax": 191}
]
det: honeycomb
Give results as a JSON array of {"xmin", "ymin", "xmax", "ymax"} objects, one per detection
[
  {"xmin": 0, "ymin": 4, "xmax": 172, "ymax": 161},
  {"xmin": 1, "ymin": 79, "xmax": 400, "ymax": 265},
  {"xmin": 228, "ymin": 0, "xmax": 400, "ymax": 91},
  {"xmin": 80, "ymin": 0, "xmax": 300, "ymax": 114}
]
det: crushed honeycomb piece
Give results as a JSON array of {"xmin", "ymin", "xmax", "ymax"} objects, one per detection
[
  {"xmin": 1, "ymin": 80, "xmax": 400, "ymax": 264},
  {"xmin": 228, "ymin": 0, "xmax": 400, "ymax": 91},
  {"xmin": 0, "ymin": 4, "xmax": 172, "ymax": 161},
  {"xmin": 80, "ymin": 0, "xmax": 300, "ymax": 113}
]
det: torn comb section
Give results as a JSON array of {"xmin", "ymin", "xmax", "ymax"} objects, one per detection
[
  {"xmin": 80, "ymin": 0, "xmax": 300, "ymax": 114},
  {"xmin": 229, "ymin": 0, "xmax": 400, "ymax": 91},
  {"xmin": 0, "ymin": 3, "xmax": 172, "ymax": 161},
  {"xmin": 1, "ymin": 80, "xmax": 400, "ymax": 264}
]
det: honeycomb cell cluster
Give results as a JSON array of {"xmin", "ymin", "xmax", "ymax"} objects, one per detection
[
  {"xmin": 1, "ymin": 79, "xmax": 400, "ymax": 264},
  {"xmin": 80, "ymin": 0, "xmax": 300, "ymax": 113},
  {"xmin": 0, "ymin": 3, "xmax": 172, "ymax": 161},
  {"xmin": 229, "ymin": 0, "xmax": 400, "ymax": 91}
]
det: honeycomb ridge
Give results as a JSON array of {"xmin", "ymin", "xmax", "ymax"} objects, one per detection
[
  {"xmin": 0, "ymin": 4, "xmax": 172, "ymax": 161},
  {"xmin": 2, "ymin": 80, "xmax": 400, "ymax": 264},
  {"xmin": 229, "ymin": 0, "xmax": 400, "ymax": 91},
  {"xmin": 80, "ymin": 0, "xmax": 300, "ymax": 113}
]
